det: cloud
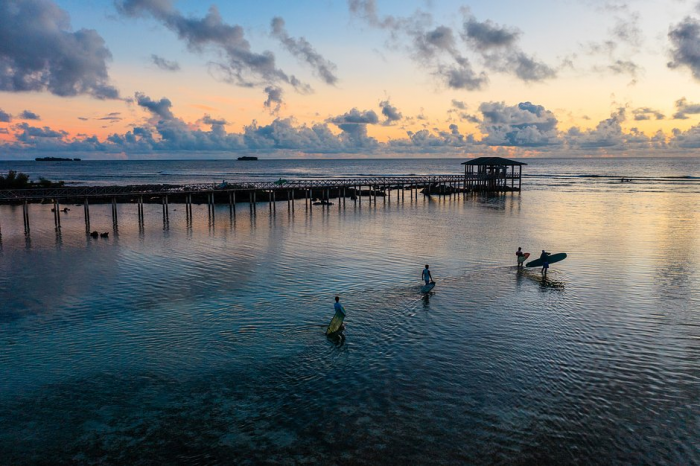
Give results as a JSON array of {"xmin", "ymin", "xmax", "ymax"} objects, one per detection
[
  {"xmin": 14, "ymin": 122, "xmax": 68, "ymax": 142},
  {"xmin": 0, "ymin": 109, "xmax": 11, "ymax": 123},
  {"xmin": 478, "ymin": 101, "xmax": 560, "ymax": 147},
  {"xmin": 668, "ymin": 17, "xmax": 700, "ymax": 80},
  {"xmin": 329, "ymin": 108, "xmax": 380, "ymax": 148},
  {"xmin": 565, "ymin": 108, "xmax": 629, "ymax": 149},
  {"xmin": 632, "ymin": 107, "xmax": 664, "ymax": 121},
  {"xmin": 347, "ymin": 0, "xmax": 404, "ymax": 31},
  {"xmin": 135, "ymin": 92, "xmax": 174, "ymax": 120},
  {"xmin": 670, "ymin": 123, "xmax": 700, "ymax": 148},
  {"xmin": 264, "ymin": 86, "xmax": 283, "ymax": 114},
  {"xmin": 580, "ymin": 11, "xmax": 644, "ymax": 80},
  {"xmin": 413, "ymin": 26, "xmax": 459, "ymax": 61},
  {"xmin": 270, "ymin": 17, "xmax": 338, "ymax": 85},
  {"xmin": 612, "ymin": 12, "xmax": 643, "ymax": 48},
  {"xmin": 98, "ymin": 112, "xmax": 123, "ymax": 122},
  {"xmin": 0, "ymin": 0, "xmax": 119, "ymax": 99},
  {"xmin": 0, "ymin": 93, "xmax": 673, "ymax": 158},
  {"xmin": 151, "ymin": 54, "xmax": 180, "ymax": 71},
  {"xmin": 116, "ymin": 0, "xmax": 309, "ymax": 93},
  {"xmin": 439, "ymin": 58, "xmax": 488, "ymax": 90},
  {"xmin": 379, "ymin": 100, "xmax": 403, "ymax": 124},
  {"xmin": 451, "ymin": 100, "xmax": 467, "ymax": 110},
  {"xmin": 462, "ymin": 16, "xmax": 555, "ymax": 82},
  {"xmin": 201, "ymin": 115, "xmax": 227, "ymax": 126},
  {"xmin": 347, "ymin": 2, "xmax": 554, "ymax": 88},
  {"xmin": 19, "ymin": 110, "xmax": 41, "ymax": 120},
  {"xmin": 463, "ymin": 17, "xmax": 519, "ymax": 51},
  {"xmin": 672, "ymin": 97, "xmax": 700, "ymax": 119}
]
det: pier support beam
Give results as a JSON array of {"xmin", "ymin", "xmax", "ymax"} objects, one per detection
[
  {"xmin": 84, "ymin": 198, "xmax": 90, "ymax": 234},
  {"xmin": 23, "ymin": 200, "xmax": 30, "ymax": 235},
  {"xmin": 137, "ymin": 196, "xmax": 144, "ymax": 228},
  {"xmin": 162, "ymin": 195, "xmax": 169, "ymax": 226},
  {"xmin": 185, "ymin": 194, "xmax": 192, "ymax": 222},
  {"xmin": 111, "ymin": 197, "xmax": 118, "ymax": 228},
  {"xmin": 53, "ymin": 200, "xmax": 61, "ymax": 231},
  {"xmin": 229, "ymin": 191, "xmax": 236, "ymax": 218}
]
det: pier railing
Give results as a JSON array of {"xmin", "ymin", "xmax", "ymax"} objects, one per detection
[{"xmin": 0, "ymin": 175, "xmax": 474, "ymax": 201}]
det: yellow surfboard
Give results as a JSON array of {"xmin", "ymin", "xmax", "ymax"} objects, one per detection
[{"xmin": 326, "ymin": 307, "xmax": 345, "ymax": 335}]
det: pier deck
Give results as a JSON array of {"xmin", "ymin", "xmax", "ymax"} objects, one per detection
[
  {"xmin": 0, "ymin": 174, "xmax": 522, "ymax": 202},
  {"xmin": 0, "ymin": 174, "xmax": 521, "ymax": 236}
]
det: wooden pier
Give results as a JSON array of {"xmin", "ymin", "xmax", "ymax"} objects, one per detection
[{"xmin": 0, "ymin": 158, "xmax": 525, "ymax": 236}]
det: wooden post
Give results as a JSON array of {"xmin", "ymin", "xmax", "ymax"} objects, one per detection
[
  {"xmin": 162, "ymin": 195, "xmax": 169, "ymax": 224},
  {"xmin": 112, "ymin": 197, "xmax": 118, "ymax": 226},
  {"xmin": 23, "ymin": 200, "xmax": 30, "ymax": 235},
  {"xmin": 83, "ymin": 198, "xmax": 90, "ymax": 233},
  {"xmin": 518, "ymin": 165, "xmax": 522, "ymax": 191},
  {"xmin": 291, "ymin": 189, "xmax": 295, "ymax": 212},
  {"xmin": 54, "ymin": 200, "xmax": 61, "ymax": 230},
  {"xmin": 138, "ymin": 196, "xmax": 144, "ymax": 226}
]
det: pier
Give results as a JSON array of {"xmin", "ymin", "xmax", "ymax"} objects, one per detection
[{"xmin": 0, "ymin": 158, "xmax": 525, "ymax": 236}]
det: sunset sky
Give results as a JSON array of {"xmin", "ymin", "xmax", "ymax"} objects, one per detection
[{"xmin": 2, "ymin": 0, "xmax": 700, "ymax": 158}]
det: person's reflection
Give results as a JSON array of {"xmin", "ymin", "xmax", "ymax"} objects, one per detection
[
  {"xmin": 538, "ymin": 275, "xmax": 565, "ymax": 291},
  {"xmin": 327, "ymin": 332, "xmax": 345, "ymax": 347},
  {"xmin": 422, "ymin": 293, "xmax": 431, "ymax": 310}
]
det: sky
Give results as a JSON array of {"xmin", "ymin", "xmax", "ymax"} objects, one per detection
[{"xmin": 2, "ymin": 0, "xmax": 700, "ymax": 159}]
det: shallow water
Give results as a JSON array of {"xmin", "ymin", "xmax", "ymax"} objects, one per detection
[{"xmin": 1, "ymin": 163, "xmax": 699, "ymax": 464}]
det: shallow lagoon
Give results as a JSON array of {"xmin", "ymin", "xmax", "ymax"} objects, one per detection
[{"xmin": 1, "ymin": 169, "xmax": 699, "ymax": 464}]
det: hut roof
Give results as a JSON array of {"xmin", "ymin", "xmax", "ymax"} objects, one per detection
[{"xmin": 461, "ymin": 157, "xmax": 527, "ymax": 166}]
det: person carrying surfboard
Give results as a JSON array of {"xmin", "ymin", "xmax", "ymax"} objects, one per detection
[
  {"xmin": 422, "ymin": 265, "xmax": 433, "ymax": 286},
  {"xmin": 539, "ymin": 250, "xmax": 550, "ymax": 274},
  {"xmin": 326, "ymin": 296, "xmax": 346, "ymax": 336},
  {"xmin": 516, "ymin": 247, "xmax": 524, "ymax": 267}
]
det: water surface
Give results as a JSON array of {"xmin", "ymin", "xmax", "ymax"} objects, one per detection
[{"xmin": 1, "ymin": 159, "xmax": 699, "ymax": 464}]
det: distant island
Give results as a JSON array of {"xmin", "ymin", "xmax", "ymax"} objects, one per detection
[
  {"xmin": 237, "ymin": 156, "xmax": 258, "ymax": 161},
  {"xmin": 36, "ymin": 157, "xmax": 81, "ymax": 162}
]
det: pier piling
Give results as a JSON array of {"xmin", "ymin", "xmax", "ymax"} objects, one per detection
[
  {"xmin": 23, "ymin": 200, "xmax": 30, "ymax": 235},
  {"xmin": 84, "ymin": 198, "xmax": 90, "ymax": 234},
  {"xmin": 53, "ymin": 200, "xmax": 61, "ymax": 231}
]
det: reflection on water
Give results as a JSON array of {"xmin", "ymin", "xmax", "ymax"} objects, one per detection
[{"xmin": 1, "ymin": 189, "xmax": 699, "ymax": 464}]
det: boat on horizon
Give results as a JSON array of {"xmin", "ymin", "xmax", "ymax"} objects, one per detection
[{"xmin": 237, "ymin": 156, "xmax": 258, "ymax": 161}]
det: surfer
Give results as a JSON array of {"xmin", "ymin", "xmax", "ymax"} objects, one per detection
[
  {"xmin": 516, "ymin": 247, "xmax": 524, "ymax": 267},
  {"xmin": 334, "ymin": 296, "xmax": 345, "ymax": 316},
  {"xmin": 422, "ymin": 264, "xmax": 433, "ymax": 285},
  {"xmin": 540, "ymin": 250, "xmax": 550, "ymax": 274}
]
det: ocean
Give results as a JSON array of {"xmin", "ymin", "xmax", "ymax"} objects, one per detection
[{"xmin": 0, "ymin": 157, "xmax": 698, "ymax": 464}]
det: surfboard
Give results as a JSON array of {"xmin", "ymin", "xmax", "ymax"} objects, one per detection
[
  {"xmin": 526, "ymin": 253, "xmax": 567, "ymax": 268},
  {"xmin": 517, "ymin": 252, "xmax": 531, "ymax": 264},
  {"xmin": 421, "ymin": 282, "xmax": 436, "ymax": 293},
  {"xmin": 326, "ymin": 307, "xmax": 345, "ymax": 335}
]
